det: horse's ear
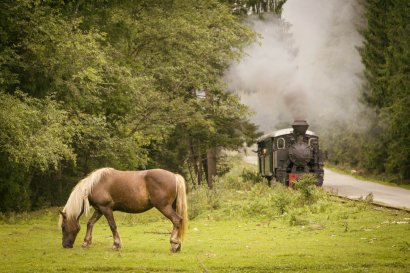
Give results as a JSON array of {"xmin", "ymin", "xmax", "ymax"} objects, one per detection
[{"xmin": 59, "ymin": 210, "xmax": 67, "ymax": 219}]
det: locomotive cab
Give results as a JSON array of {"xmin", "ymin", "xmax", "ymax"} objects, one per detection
[{"xmin": 257, "ymin": 120, "xmax": 324, "ymax": 186}]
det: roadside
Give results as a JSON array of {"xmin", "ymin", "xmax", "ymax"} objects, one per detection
[
  {"xmin": 326, "ymin": 165, "xmax": 410, "ymax": 190},
  {"xmin": 323, "ymin": 168, "xmax": 410, "ymax": 210},
  {"xmin": 243, "ymin": 154, "xmax": 410, "ymax": 210}
]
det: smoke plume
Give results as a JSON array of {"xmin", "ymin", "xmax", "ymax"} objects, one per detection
[{"xmin": 225, "ymin": 0, "xmax": 365, "ymax": 132}]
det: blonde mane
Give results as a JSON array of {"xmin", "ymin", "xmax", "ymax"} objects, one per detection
[{"xmin": 59, "ymin": 168, "xmax": 114, "ymax": 226}]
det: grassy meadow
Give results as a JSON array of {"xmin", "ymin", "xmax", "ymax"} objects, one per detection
[{"xmin": 1, "ymin": 157, "xmax": 409, "ymax": 272}]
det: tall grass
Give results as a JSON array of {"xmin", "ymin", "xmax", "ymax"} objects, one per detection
[{"xmin": 187, "ymin": 156, "xmax": 371, "ymax": 227}]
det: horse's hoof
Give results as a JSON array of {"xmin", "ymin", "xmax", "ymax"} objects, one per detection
[
  {"xmin": 112, "ymin": 244, "xmax": 121, "ymax": 251},
  {"xmin": 82, "ymin": 242, "xmax": 91, "ymax": 248},
  {"xmin": 171, "ymin": 244, "xmax": 181, "ymax": 253}
]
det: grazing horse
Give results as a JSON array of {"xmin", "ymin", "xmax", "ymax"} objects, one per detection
[{"xmin": 58, "ymin": 168, "xmax": 188, "ymax": 252}]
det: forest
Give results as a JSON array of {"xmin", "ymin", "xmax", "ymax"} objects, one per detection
[
  {"xmin": 322, "ymin": 0, "xmax": 409, "ymax": 183},
  {"xmin": 0, "ymin": 0, "xmax": 409, "ymax": 212}
]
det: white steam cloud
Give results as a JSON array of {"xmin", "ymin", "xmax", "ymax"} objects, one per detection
[{"xmin": 225, "ymin": 0, "xmax": 365, "ymax": 132}]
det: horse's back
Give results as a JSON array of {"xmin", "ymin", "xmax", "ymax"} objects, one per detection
[
  {"xmin": 144, "ymin": 169, "xmax": 177, "ymax": 188},
  {"xmin": 89, "ymin": 168, "xmax": 177, "ymax": 212}
]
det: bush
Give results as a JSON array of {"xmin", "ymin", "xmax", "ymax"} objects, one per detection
[
  {"xmin": 240, "ymin": 169, "xmax": 264, "ymax": 184},
  {"xmin": 288, "ymin": 212, "xmax": 308, "ymax": 226},
  {"xmin": 294, "ymin": 174, "xmax": 319, "ymax": 203},
  {"xmin": 242, "ymin": 183, "xmax": 274, "ymax": 218},
  {"xmin": 186, "ymin": 157, "xmax": 332, "ymax": 222},
  {"xmin": 188, "ymin": 184, "xmax": 222, "ymax": 220},
  {"xmin": 271, "ymin": 186, "xmax": 294, "ymax": 215}
]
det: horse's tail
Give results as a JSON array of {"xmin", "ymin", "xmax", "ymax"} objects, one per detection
[
  {"xmin": 59, "ymin": 167, "xmax": 113, "ymax": 226},
  {"xmin": 175, "ymin": 174, "xmax": 188, "ymax": 243}
]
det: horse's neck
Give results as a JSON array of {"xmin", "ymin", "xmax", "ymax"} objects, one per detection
[
  {"xmin": 68, "ymin": 216, "xmax": 79, "ymax": 227},
  {"xmin": 77, "ymin": 204, "xmax": 85, "ymax": 221},
  {"xmin": 67, "ymin": 203, "xmax": 85, "ymax": 222}
]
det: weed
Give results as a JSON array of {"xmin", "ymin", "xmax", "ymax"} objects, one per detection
[
  {"xmin": 294, "ymin": 174, "xmax": 318, "ymax": 202},
  {"xmin": 240, "ymin": 169, "xmax": 264, "ymax": 184},
  {"xmin": 343, "ymin": 221, "xmax": 349, "ymax": 232},
  {"xmin": 270, "ymin": 186, "xmax": 293, "ymax": 215},
  {"xmin": 364, "ymin": 192, "xmax": 374, "ymax": 203},
  {"xmin": 188, "ymin": 184, "xmax": 222, "ymax": 219},
  {"xmin": 399, "ymin": 241, "xmax": 410, "ymax": 252},
  {"xmin": 288, "ymin": 213, "xmax": 308, "ymax": 226}
]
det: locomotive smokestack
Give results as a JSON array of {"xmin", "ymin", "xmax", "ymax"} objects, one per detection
[{"xmin": 292, "ymin": 120, "xmax": 309, "ymax": 136}]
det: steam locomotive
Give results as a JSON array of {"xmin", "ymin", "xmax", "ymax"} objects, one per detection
[{"xmin": 256, "ymin": 120, "xmax": 324, "ymax": 186}]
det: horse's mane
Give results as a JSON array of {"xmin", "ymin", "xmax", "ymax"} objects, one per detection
[{"xmin": 59, "ymin": 167, "xmax": 114, "ymax": 226}]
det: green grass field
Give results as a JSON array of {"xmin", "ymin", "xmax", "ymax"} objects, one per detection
[{"xmin": 1, "ymin": 159, "xmax": 409, "ymax": 272}]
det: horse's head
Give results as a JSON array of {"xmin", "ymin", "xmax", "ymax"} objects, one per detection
[{"xmin": 59, "ymin": 211, "xmax": 80, "ymax": 248}]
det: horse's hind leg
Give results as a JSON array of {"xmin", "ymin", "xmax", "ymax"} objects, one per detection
[
  {"xmin": 157, "ymin": 205, "xmax": 182, "ymax": 253},
  {"xmin": 82, "ymin": 209, "xmax": 102, "ymax": 248},
  {"xmin": 99, "ymin": 207, "xmax": 122, "ymax": 250}
]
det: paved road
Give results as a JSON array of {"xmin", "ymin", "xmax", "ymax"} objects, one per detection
[
  {"xmin": 323, "ymin": 169, "xmax": 410, "ymax": 210},
  {"xmin": 244, "ymin": 155, "xmax": 410, "ymax": 210}
]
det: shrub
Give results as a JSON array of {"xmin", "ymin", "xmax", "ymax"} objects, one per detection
[
  {"xmin": 243, "ymin": 183, "xmax": 274, "ymax": 218},
  {"xmin": 294, "ymin": 174, "xmax": 319, "ymax": 203},
  {"xmin": 186, "ymin": 157, "xmax": 331, "ymax": 221},
  {"xmin": 218, "ymin": 172, "xmax": 253, "ymax": 191},
  {"xmin": 188, "ymin": 184, "xmax": 222, "ymax": 220},
  {"xmin": 240, "ymin": 169, "xmax": 264, "ymax": 184},
  {"xmin": 288, "ymin": 212, "xmax": 308, "ymax": 226},
  {"xmin": 270, "ymin": 186, "xmax": 294, "ymax": 215}
]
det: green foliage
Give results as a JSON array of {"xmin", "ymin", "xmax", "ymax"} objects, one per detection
[
  {"xmin": 0, "ymin": 90, "xmax": 75, "ymax": 210},
  {"xmin": 321, "ymin": 0, "xmax": 409, "ymax": 182},
  {"xmin": 356, "ymin": 0, "xmax": 410, "ymax": 181},
  {"xmin": 188, "ymin": 157, "xmax": 326, "ymax": 222},
  {"xmin": 0, "ymin": 91, "xmax": 74, "ymax": 171},
  {"xmin": 360, "ymin": 0, "xmax": 390, "ymax": 109},
  {"xmin": 188, "ymin": 184, "xmax": 222, "ymax": 220},
  {"xmin": 0, "ymin": 0, "xmax": 260, "ymax": 211},
  {"xmin": 294, "ymin": 173, "xmax": 319, "ymax": 202},
  {"xmin": 224, "ymin": 0, "xmax": 287, "ymax": 16},
  {"xmin": 240, "ymin": 168, "xmax": 264, "ymax": 184},
  {"xmin": 0, "ymin": 158, "xmax": 31, "ymax": 212},
  {"xmin": 270, "ymin": 186, "xmax": 293, "ymax": 214}
]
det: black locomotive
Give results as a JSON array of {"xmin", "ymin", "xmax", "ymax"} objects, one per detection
[{"xmin": 256, "ymin": 120, "xmax": 324, "ymax": 186}]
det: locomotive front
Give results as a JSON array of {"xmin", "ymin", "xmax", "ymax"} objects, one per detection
[{"xmin": 257, "ymin": 120, "xmax": 324, "ymax": 186}]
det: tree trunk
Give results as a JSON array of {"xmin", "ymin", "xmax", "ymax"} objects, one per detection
[
  {"xmin": 189, "ymin": 138, "xmax": 204, "ymax": 185},
  {"xmin": 202, "ymin": 152, "xmax": 208, "ymax": 186},
  {"xmin": 206, "ymin": 147, "xmax": 217, "ymax": 189},
  {"xmin": 56, "ymin": 165, "xmax": 63, "ymax": 205},
  {"xmin": 197, "ymin": 153, "xmax": 203, "ymax": 185}
]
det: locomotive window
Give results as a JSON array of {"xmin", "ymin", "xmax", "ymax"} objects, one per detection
[
  {"xmin": 308, "ymin": 138, "xmax": 318, "ymax": 146},
  {"xmin": 277, "ymin": 138, "xmax": 285, "ymax": 149}
]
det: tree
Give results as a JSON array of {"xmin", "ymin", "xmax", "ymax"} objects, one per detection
[
  {"xmin": 223, "ymin": 0, "xmax": 287, "ymax": 16},
  {"xmin": 340, "ymin": 0, "xmax": 410, "ymax": 181},
  {"xmin": 360, "ymin": 0, "xmax": 391, "ymax": 109},
  {"xmin": 93, "ymin": 0, "xmax": 258, "ymax": 187},
  {"xmin": 0, "ymin": 0, "xmax": 260, "ymax": 210},
  {"xmin": 383, "ymin": 0, "xmax": 410, "ymax": 179},
  {"xmin": 0, "ymin": 91, "xmax": 74, "ymax": 211}
]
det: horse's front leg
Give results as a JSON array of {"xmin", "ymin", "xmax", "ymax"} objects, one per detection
[
  {"xmin": 82, "ymin": 209, "xmax": 102, "ymax": 248},
  {"xmin": 99, "ymin": 207, "xmax": 122, "ymax": 250}
]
